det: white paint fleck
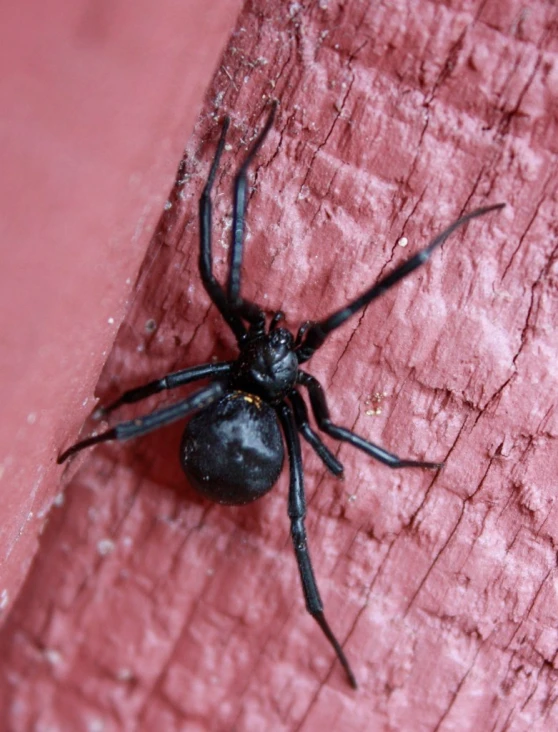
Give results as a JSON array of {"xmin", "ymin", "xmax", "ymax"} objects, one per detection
[
  {"xmin": 116, "ymin": 667, "xmax": 133, "ymax": 681},
  {"xmin": 164, "ymin": 200, "xmax": 172, "ymax": 211},
  {"xmin": 44, "ymin": 648, "xmax": 62, "ymax": 665},
  {"xmin": 398, "ymin": 236, "xmax": 409, "ymax": 247},
  {"xmin": 97, "ymin": 538, "xmax": 115, "ymax": 556},
  {"xmin": 364, "ymin": 391, "xmax": 387, "ymax": 416},
  {"xmin": 53, "ymin": 492, "xmax": 65, "ymax": 507},
  {"xmin": 88, "ymin": 719, "xmax": 105, "ymax": 732},
  {"xmin": 107, "ymin": 317, "xmax": 114, "ymax": 325}
]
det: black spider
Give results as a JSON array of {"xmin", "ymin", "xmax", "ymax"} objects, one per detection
[{"xmin": 58, "ymin": 102, "xmax": 504, "ymax": 688}]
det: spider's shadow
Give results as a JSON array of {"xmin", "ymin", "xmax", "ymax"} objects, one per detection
[{"xmin": 97, "ymin": 414, "xmax": 272, "ymax": 533}]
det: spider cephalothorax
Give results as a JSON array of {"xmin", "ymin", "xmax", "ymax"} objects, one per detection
[
  {"xmin": 59, "ymin": 102, "xmax": 504, "ymax": 688},
  {"xmin": 232, "ymin": 327, "xmax": 299, "ymax": 402}
]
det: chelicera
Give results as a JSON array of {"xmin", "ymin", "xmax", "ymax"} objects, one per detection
[{"xmin": 58, "ymin": 102, "xmax": 505, "ymax": 688}]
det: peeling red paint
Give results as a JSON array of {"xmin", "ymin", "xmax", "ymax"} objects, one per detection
[{"xmin": 1, "ymin": 1, "xmax": 557, "ymax": 730}]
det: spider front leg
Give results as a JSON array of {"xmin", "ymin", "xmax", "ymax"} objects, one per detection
[
  {"xmin": 97, "ymin": 362, "xmax": 232, "ymax": 416},
  {"xmin": 225, "ymin": 102, "xmax": 278, "ymax": 334},
  {"xmin": 297, "ymin": 371, "xmax": 444, "ymax": 470},
  {"xmin": 199, "ymin": 116, "xmax": 246, "ymax": 343},
  {"xmin": 227, "ymin": 101, "xmax": 277, "ymax": 305},
  {"xmin": 276, "ymin": 401, "xmax": 357, "ymax": 689},
  {"xmin": 295, "ymin": 203, "xmax": 505, "ymax": 363},
  {"xmin": 58, "ymin": 382, "xmax": 225, "ymax": 464}
]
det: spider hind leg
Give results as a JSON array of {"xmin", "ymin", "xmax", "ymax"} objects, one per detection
[{"xmin": 277, "ymin": 400, "xmax": 357, "ymax": 689}]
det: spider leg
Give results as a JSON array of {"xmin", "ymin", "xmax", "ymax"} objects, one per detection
[
  {"xmin": 276, "ymin": 400, "xmax": 357, "ymax": 689},
  {"xmin": 97, "ymin": 362, "xmax": 232, "ymax": 416},
  {"xmin": 294, "ymin": 320, "xmax": 313, "ymax": 348},
  {"xmin": 199, "ymin": 116, "xmax": 246, "ymax": 343},
  {"xmin": 270, "ymin": 310, "xmax": 285, "ymax": 330},
  {"xmin": 58, "ymin": 382, "xmax": 225, "ymax": 464},
  {"xmin": 296, "ymin": 203, "xmax": 506, "ymax": 363},
  {"xmin": 297, "ymin": 371, "xmax": 444, "ymax": 470},
  {"xmin": 226, "ymin": 102, "xmax": 278, "ymax": 335},
  {"xmin": 289, "ymin": 389, "xmax": 344, "ymax": 477}
]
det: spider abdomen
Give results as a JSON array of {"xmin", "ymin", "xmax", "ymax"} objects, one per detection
[{"xmin": 181, "ymin": 391, "xmax": 284, "ymax": 505}]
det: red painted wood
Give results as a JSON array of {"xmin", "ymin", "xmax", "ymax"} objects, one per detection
[
  {"xmin": 0, "ymin": 1, "xmax": 242, "ymax": 615},
  {"xmin": 1, "ymin": 0, "xmax": 557, "ymax": 729}
]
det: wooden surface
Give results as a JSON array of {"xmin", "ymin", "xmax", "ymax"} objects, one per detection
[
  {"xmin": 1, "ymin": 0, "xmax": 557, "ymax": 729},
  {"xmin": 0, "ymin": 0, "xmax": 242, "ymax": 627}
]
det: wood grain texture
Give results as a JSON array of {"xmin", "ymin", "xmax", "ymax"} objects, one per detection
[{"xmin": 1, "ymin": 0, "xmax": 557, "ymax": 729}]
